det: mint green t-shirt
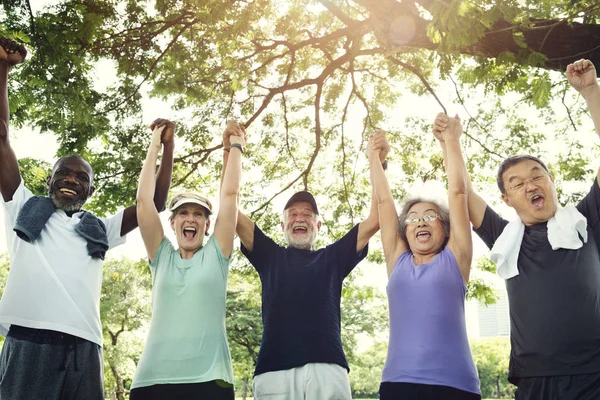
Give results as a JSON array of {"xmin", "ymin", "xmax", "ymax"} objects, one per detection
[{"xmin": 131, "ymin": 235, "xmax": 234, "ymax": 389}]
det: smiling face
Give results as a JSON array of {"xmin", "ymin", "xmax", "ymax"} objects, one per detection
[
  {"xmin": 47, "ymin": 155, "xmax": 94, "ymax": 213},
  {"xmin": 500, "ymin": 159, "xmax": 557, "ymax": 226},
  {"xmin": 281, "ymin": 201, "xmax": 321, "ymax": 250},
  {"xmin": 170, "ymin": 203, "xmax": 210, "ymax": 254},
  {"xmin": 404, "ymin": 202, "xmax": 447, "ymax": 257}
]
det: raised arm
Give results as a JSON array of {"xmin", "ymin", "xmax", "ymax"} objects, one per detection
[
  {"xmin": 433, "ymin": 113, "xmax": 472, "ymax": 282},
  {"xmin": 214, "ymin": 121, "xmax": 245, "ymax": 257},
  {"xmin": 566, "ymin": 59, "xmax": 600, "ymax": 186},
  {"xmin": 367, "ymin": 130, "xmax": 406, "ymax": 277},
  {"xmin": 433, "ymin": 115, "xmax": 487, "ymax": 230},
  {"xmin": 136, "ymin": 122, "xmax": 174, "ymax": 261},
  {"xmin": 0, "ymin": 39, "xmax": 26, "ymax": 201},
  {"xmin": 121, "ymin": 119, "xmax": 174, "ymax": 236}
]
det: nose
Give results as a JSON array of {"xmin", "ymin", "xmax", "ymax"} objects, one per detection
[{"xmin": 524, "ymin": 179, "xmax": 540, "ymax": 191}]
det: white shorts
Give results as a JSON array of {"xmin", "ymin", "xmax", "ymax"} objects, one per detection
[{"xmin": 253, "ymin": 363, "xmax": 352, "ymax": 400}]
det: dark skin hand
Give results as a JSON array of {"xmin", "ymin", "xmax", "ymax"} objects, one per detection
[{"xmin": 119, "ymin": 118, "xmax": 175, "ymax": 236}]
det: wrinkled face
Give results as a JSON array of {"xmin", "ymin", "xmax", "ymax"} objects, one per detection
[
  {"xmin": 501, "ymin": 160, "xmax": 557, "ymax": 226},
  {"xmin": 47, "ymin": 156, "xmax": 94, "ymax": 212},
  {"xmin": 405, "ymin": 202, "xmax": 446, "ymax": 256},
  {"xmin": 281, "ymin": 201, "xmax": 321, "ymax": 250},
  {"xmin": 170, "ymin": 204, "xmax": 210, "ymax": 252}
]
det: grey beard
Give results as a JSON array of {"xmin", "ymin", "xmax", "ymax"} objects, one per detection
[
  {"xmin": 284, "ymin": 231, "xmax": 316, "ymax": 250},
  {"xmin": 49, "ymin": 191, "xmax": 86, "ymax": 213}
]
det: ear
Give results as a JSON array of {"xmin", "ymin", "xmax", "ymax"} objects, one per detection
[
  {"xmin": 169, "ymin": 217, "xmax": 175, "ymax": 231},
  {"xmin": 205, "ymin": 218, "xmax": 211, "ymax": 236},
  {"xmin": 280, "ymin": 222, "xmax": 285, "ymax": 231},
  {"xmin": 501, "ymin": 193, "xmax": 511, "ymax": 207},
  {"xmin": 317, "ymin": 220, "xmax": 322, "ymax": 231},
  {"xmin": 46, "ymin": 175, "xmax": 51, "ymax": 188},
  {"xmin": 88, "ymin": 185, "xmax": 95, "ymax": 197}
]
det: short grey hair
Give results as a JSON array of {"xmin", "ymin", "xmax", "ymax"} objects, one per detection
[{"xmin": 397, "ymin": 197, "xmax": 450, "ymax": 245}]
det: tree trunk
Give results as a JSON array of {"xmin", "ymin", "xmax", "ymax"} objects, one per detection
[
  {"xmin": 109, "ymin": 362, "xmax": 126, "ymax": 400},
  {"xmin": 354, "ymin": 0, "xmax": 600, "ymax": 74},
  {"xmin": 242, "ymin": 377, "xmax": 249, "ymax": 400}
]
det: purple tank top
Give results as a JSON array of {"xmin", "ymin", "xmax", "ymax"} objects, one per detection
[{"xmin": 381, "ymin": 247, "xmax": 480, "ymax": 395}]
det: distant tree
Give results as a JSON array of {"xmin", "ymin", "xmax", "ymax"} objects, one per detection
[
  {"xmin": 100, "ymin": 258, "xmax": 152, "ymax": 400},
  {"xmin": 470, "ymin": 337, "xmax": 514, "ymax": 399},
  {"xmin": 349, "ymin": 340, "xmax": 387, "ymax": 398}
]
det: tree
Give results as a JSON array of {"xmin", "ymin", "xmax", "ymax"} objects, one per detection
[
  {"xmin": 349, "ymin": 340, "xmax": 387, "ymax": 398},
  {"xmin": 226, "ymin": 271, "xmax": 263, "ymax": 400},
  {"xmin": 0, "ymin": 0, "xmax": 596, "ymax": 224},
  {"xmin": 100, "ymin": 257, "xmax": 152, "ymax": 400},
  {"xmin": 470, "ymin": 337, "xmax": 514, "ymax": 399}
]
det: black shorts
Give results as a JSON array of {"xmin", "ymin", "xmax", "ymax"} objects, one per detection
[
  {"xmin": 379, "ymin": 382, "xmax": 481, "ymax": 400},
  {"xmin": 515, "ymin": 372, "xmax": 600, "ymax": 400},
  {"xmin": 130, "ymin": 380, "xmax": 234, "ymax": 400}
]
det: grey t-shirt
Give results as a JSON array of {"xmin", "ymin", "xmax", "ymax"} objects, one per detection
[{"xmin": 475, "ymin": 179, "xmax": 600, "ymax": 384}]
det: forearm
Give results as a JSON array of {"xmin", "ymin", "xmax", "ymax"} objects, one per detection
[
  {"xmin": 583, "ymin": 85, "xmax": 600, "ymax": 137},
  {"xmin": 220, "ymin": 148, "xmax": 229, "ymax": 189},
  {"xmin": 137, "ymin": 145, "xmax": 161, "ymax": 208},
  {"xmin": 369, "ymin": 154, "xmax": 394, "ymax": 205},
  {"xmin": 221, "ymin": 147, "xmax": 241, "ymax": 201},
  {"xmin": 153, "ymin": 141, "xmax": 173, "ymax": 212},
  {"xmin": 444, "ymin": 138, "xmax": 467, "ymax": 196},
  {"xmin": 368, "ymin": 153, "xmax": 400, "ymax": 261},
  {"xmin": 0, "ymin": 63, "xmax": 8, "ymax": 126},
  {"xmin": 439, "ymin": 141, "xmax": 448, "ymax": 172}
]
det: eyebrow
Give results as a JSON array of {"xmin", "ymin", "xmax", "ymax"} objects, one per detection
[
  {"xmin": 507, "ymin": 166, "xmax": 543, "ymax": 183},
  {"xmin": 408, "ymin": 208, "xmax": 436, "ymax": 215}
]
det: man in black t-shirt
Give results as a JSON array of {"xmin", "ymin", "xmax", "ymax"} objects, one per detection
[
  {"xmin": 464, "ymin": 59, "xmax": 600, "ymax": 400},
  {"xmin": 231, "ymin": 134, "xmax": 388, "ymax": 399}
]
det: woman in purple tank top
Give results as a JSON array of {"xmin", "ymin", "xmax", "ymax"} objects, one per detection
[{"xmin": 367, "ymin": 114, "xmax": 481, "ymax": 400}]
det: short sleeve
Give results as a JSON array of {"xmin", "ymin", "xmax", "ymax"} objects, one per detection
[
  {"xmin": 240, "ymin": 225, "xmax": 280, "ymax": 273},
  {"xmin": 473, "ymin": 206, "xmax": 509, "ymax": 249},
  {"xmin": 328, "ymin": 224, "xmax": 368, "ymax": 277},
  {"xmin": 100, "ymin": 209, "xmax": 127, "ymax": 249},
  {"xmin": 576, "ymin": 178, "xmax": 600, "ymax": 253},
  {"xmin": 149, "ymin": 236, "xmax": 174, "ymax": 272},
  {"xmin": 1, "ymin": 180, "xmax": 33, "ymax": 228}
]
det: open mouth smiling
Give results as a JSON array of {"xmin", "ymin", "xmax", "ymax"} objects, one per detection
[
  {"xmin": 58, "ymin": 187, "xmax": 78, "ymax": 196},
  {"xmin": 183, "ymin": 226, "xmax": 197, "ymax": 239},
  {"xmin": 530, "ymin": 193, "xmax": 545, "ymax": 207}
]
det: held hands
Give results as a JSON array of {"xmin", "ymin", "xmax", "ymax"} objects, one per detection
[
  {"xmin": 149, "ymin": 118, "xmax": 175, "ymax": 146},
  {"xmin": 432, "ymin": 113, "xmax": 462, "ymax": 142},
  {"xmin": 0, "ymin": 38, "xmax": 27, "ymax": 67},
  {"xmin": 223, "ymin": 120, "xmax": 246, "ymax": 149},
  {"xmin": 368, "ymin": 130, "xmax": 390, "ymax": 163}
]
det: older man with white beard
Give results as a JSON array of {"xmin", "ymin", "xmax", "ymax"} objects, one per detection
[{"xmin": 231, "ymin": 131, "xmax": 388, "ymax": 400}]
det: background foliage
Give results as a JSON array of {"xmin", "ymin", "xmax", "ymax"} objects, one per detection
[{"xmin": 0, "ymin": 0, "xmax": 599, "ymax": 398}]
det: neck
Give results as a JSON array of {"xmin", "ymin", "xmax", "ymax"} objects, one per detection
[
  {"xmin": 412, "ymin": 252, "xmax": 438, "ymax": 266},
  {"xmin": 179, "ymin": 247, "xmax": 200, "ymax": 259}
]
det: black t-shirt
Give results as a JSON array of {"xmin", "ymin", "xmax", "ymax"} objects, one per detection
[
  {"xmin": 475, "ymin": 179, "xmax": 600, "ymax": 384},
  {"xmin": 241, "ymin": 224, "xmax": 367, "ymax": 376}
]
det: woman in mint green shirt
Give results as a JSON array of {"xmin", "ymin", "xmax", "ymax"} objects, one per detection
[{"xmin": 130, "ymin": 120, "xmax": 245, "ymax": 400}]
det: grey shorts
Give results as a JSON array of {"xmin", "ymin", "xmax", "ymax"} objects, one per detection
[{"xmin": 0, "ymin": 325, "xmax": 104, "ymax": 400}]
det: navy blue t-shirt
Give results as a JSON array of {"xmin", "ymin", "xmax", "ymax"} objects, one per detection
[{"xmin": 241, "ymin": 224, "xmax": 367, "ymax": 376}]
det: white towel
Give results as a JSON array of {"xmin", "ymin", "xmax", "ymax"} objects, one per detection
[{"xmin": 490, "ymin": 206, "xmax": 588, "ymax": 279}]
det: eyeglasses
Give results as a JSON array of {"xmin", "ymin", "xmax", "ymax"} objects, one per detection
[
  {"xmin": 404, "ymin": 214, "xmax": 440, "ymax": 224},
  {"xmin": 506, "ymin": 173, "xmax": 548, "ymax": 192}
]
